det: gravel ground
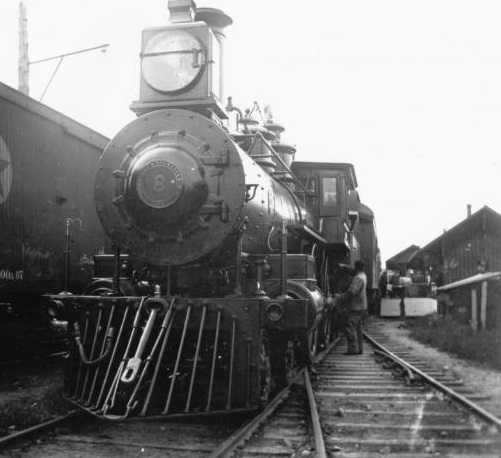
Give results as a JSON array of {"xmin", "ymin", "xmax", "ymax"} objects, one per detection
[
  {"xmin": 368, "ymin": 317, "xmax": 501, "ymax": 415},
  {"xmin": 0, "ymin": 357, "xmax": 71, "ymax": 437}
]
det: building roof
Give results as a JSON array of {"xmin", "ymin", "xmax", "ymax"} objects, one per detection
[
  {"xmin": 420, "ymin": 206, "xmax": 501, "ymax": 254},
  {"xmin": 386, "ymin": 244, "xmax": 421, "ymax": 267}
]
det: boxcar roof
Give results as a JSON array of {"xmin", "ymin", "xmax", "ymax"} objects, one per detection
[{"xmin": 0, "ymin": 81, "xmax": 109, "ymax": 149}]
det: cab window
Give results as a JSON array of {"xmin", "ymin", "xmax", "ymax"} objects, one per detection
[{"xmin": 322, "ymin": 177, "xmax": 337, "ymax": 205}]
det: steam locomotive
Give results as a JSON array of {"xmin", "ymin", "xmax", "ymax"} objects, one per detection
[{"xmin": 48, "ymin": 0, "xmax": 379, "ymax": 420}]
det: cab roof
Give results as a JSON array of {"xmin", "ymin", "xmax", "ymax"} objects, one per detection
[{"xmin": 291, "ymin": 162, "xmax": 358, "ymax": 189}]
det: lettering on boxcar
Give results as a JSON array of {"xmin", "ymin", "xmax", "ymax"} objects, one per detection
[
  {"xmin": 78, "ymin": 254, "xmax": 94, "ymax": 268},
  {"xmin": 0, "ymin": 270, "xmax": 24, "ymax": 281},
  {"xmin": 22, "ymin": 245, "xmax": 52, "ymax": 261},
  {"xmin": 22, "ymin": 244, "xmax": 56, "ymax": 280}
]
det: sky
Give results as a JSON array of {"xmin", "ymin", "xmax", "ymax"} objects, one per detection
[{"xmin": 1, "ymin": 0, "xmax": 500, "ymax": 263}]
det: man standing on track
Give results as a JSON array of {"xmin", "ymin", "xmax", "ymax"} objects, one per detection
[{"xmin": 338, "ymin": 260, "xmax": 367, "ymax": 355}]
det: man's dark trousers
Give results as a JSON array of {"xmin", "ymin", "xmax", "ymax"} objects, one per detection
[{"xmin": 345, "ymin": 310, "xmax": 365, "ymax": 354}]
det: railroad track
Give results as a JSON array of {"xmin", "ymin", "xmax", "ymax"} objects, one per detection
[
  {"xmin": 316, "ymin": 335, "xmax": 501, "ymax": 456},
  {"xmin": 3, "ymin": 320, "xmax": 501, "ymax": 457},
  {"xmin": 209, "ymin": 323, "xmax": 501, "ymax": 456},
  {"xmin": 0, "ymin": 410, "xmax": 245, "ymax": 457},
  {"xmin": 0, "ymin": 360, "xmax": 322, "ymax": 457}
]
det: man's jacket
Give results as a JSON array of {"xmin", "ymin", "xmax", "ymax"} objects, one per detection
[{"xmin": 343, "ymin": 272, "xmax": 367, "ymax": 311}]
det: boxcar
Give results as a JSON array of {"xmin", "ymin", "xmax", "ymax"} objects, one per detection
[
  {"xmin": 0, "ymin": 81, "xmax": 110, "ymax": 356},
  {"xmin": 355, "ymin": 202, "xmax": 381, "ymax": 311}
]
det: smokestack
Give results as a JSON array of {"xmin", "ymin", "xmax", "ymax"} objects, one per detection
[
  {"xmin": 195, "ymin": 8, "xmax": 232, "ymax": 104},
  {"xmin": 467, "ymin": 204, "xmax": 472, "ymax": 218},
  {"xmin": 168, "ymin": 0, "xmax": 196, "ymax": 23},
  {"xmin": 18, "ymin": 2, "xmax": 29, "ymax": 95}
]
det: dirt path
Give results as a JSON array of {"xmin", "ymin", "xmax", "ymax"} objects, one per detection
[
  {"xmin": 0, "ymin": 357, "xmax": 71, "ymax": 437},
  {"xmin": 368, "ymin": 318, "xmax": 501, "ymax": 415}
]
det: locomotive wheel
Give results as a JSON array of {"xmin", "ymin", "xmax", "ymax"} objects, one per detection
[
  {"xmin": 309, "ymin": 329, "xmax": 318, "ymax": 360},
  {"xmin": 260, "ymin": 331, "xmax": 272, "ymax": 405},
  {"xmin": 322, "ymin": 314, "xmax": 333, "ymax": 347},
  {"xmin": 82, "ymin": 279, "xmax": 117, "ymax": 295},
  {"xmin": 82, "ymin": 279, "xmax": 136, "ymax": 296},
  {"xmin": 316, "ymin": 309, "xmax": 335, "ymax": 351}
]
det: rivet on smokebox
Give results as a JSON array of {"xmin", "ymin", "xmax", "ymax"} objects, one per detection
[{"xmin": 198, "ymin": 143, "xmax": 210, "ymax": 153}]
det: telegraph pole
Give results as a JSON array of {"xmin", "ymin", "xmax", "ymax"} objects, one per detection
[
  {"xmin": 18, "ymin": 2, "xmax": 29, "ymax": 95},
  {"xmin": 17, "ymin": 2, "xmax": 108, "ymax": 100},
  {"xmin": 32, "ymin": 43, "xmax": 109, "ymax": 102}
]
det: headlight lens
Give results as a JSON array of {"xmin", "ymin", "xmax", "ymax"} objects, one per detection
[{"xmin": 142, "ymin": 30, "xmax": 204, "ymax": 93}]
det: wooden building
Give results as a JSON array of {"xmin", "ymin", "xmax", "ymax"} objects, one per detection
[
  {"xmin": 386, "ymin": 244, "xmax": 421, "ymax": 275},
  {"xmin": 383, "ymin": 206, "xmax": 501, "ymax": 323},
  {"xmin": 417, "ymin": 206, "xmax": 501, "ymax": 286}
]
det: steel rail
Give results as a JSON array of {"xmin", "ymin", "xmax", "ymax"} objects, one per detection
[
  {"xmin": 372, "ymin": 348, "xmax": 415, "ymax": 382},
  {"xmin": 0, "ymin": 410, "xmax": 81, "ymax": 449},
  {"xmin": 304, "ymin": 370, "xmax": 326, "ymax": 457},
  {"xmin": 0, "ymin": 349, "xmax": 69, "ymax": 366},
  {"xmin": 208, "ymin": 335, "xmax": 340, "ymax": 457},
  {"xmin": 207, "ymin": 369, "xmax": 303, "ymax": 458},
  {"xmin": 364, "ymin": 331, "xmax": 501, "ymax": 430}
]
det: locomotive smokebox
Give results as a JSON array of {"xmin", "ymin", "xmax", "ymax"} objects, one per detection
[{"xmin": 95, "ymin": 109, "xmax": 245, "ymax": 267}]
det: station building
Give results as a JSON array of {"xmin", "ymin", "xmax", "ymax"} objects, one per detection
[{"xmin": 384, "ymin": 206, "xmax": 501, "ymax": 330}]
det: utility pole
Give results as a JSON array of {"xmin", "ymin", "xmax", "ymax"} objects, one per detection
[
  {"xmin": 31, "ymin": 43, "xmax": 109, "ymax": 102},
  {"xmin": 17, "ymin": 2, "xmax": 108, "ymax": 101},
  {"xmin": 18, "ymin": 2, "xmax": 29, "ymax": 95}
]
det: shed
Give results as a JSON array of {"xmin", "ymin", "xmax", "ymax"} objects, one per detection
[
  {"xmin": 386, "ymin": 244, "xmax": 421, "ymax": 273},
  {"xmin": 417, "ymin": 206, "xmax": 501, "ymax": 285}
]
